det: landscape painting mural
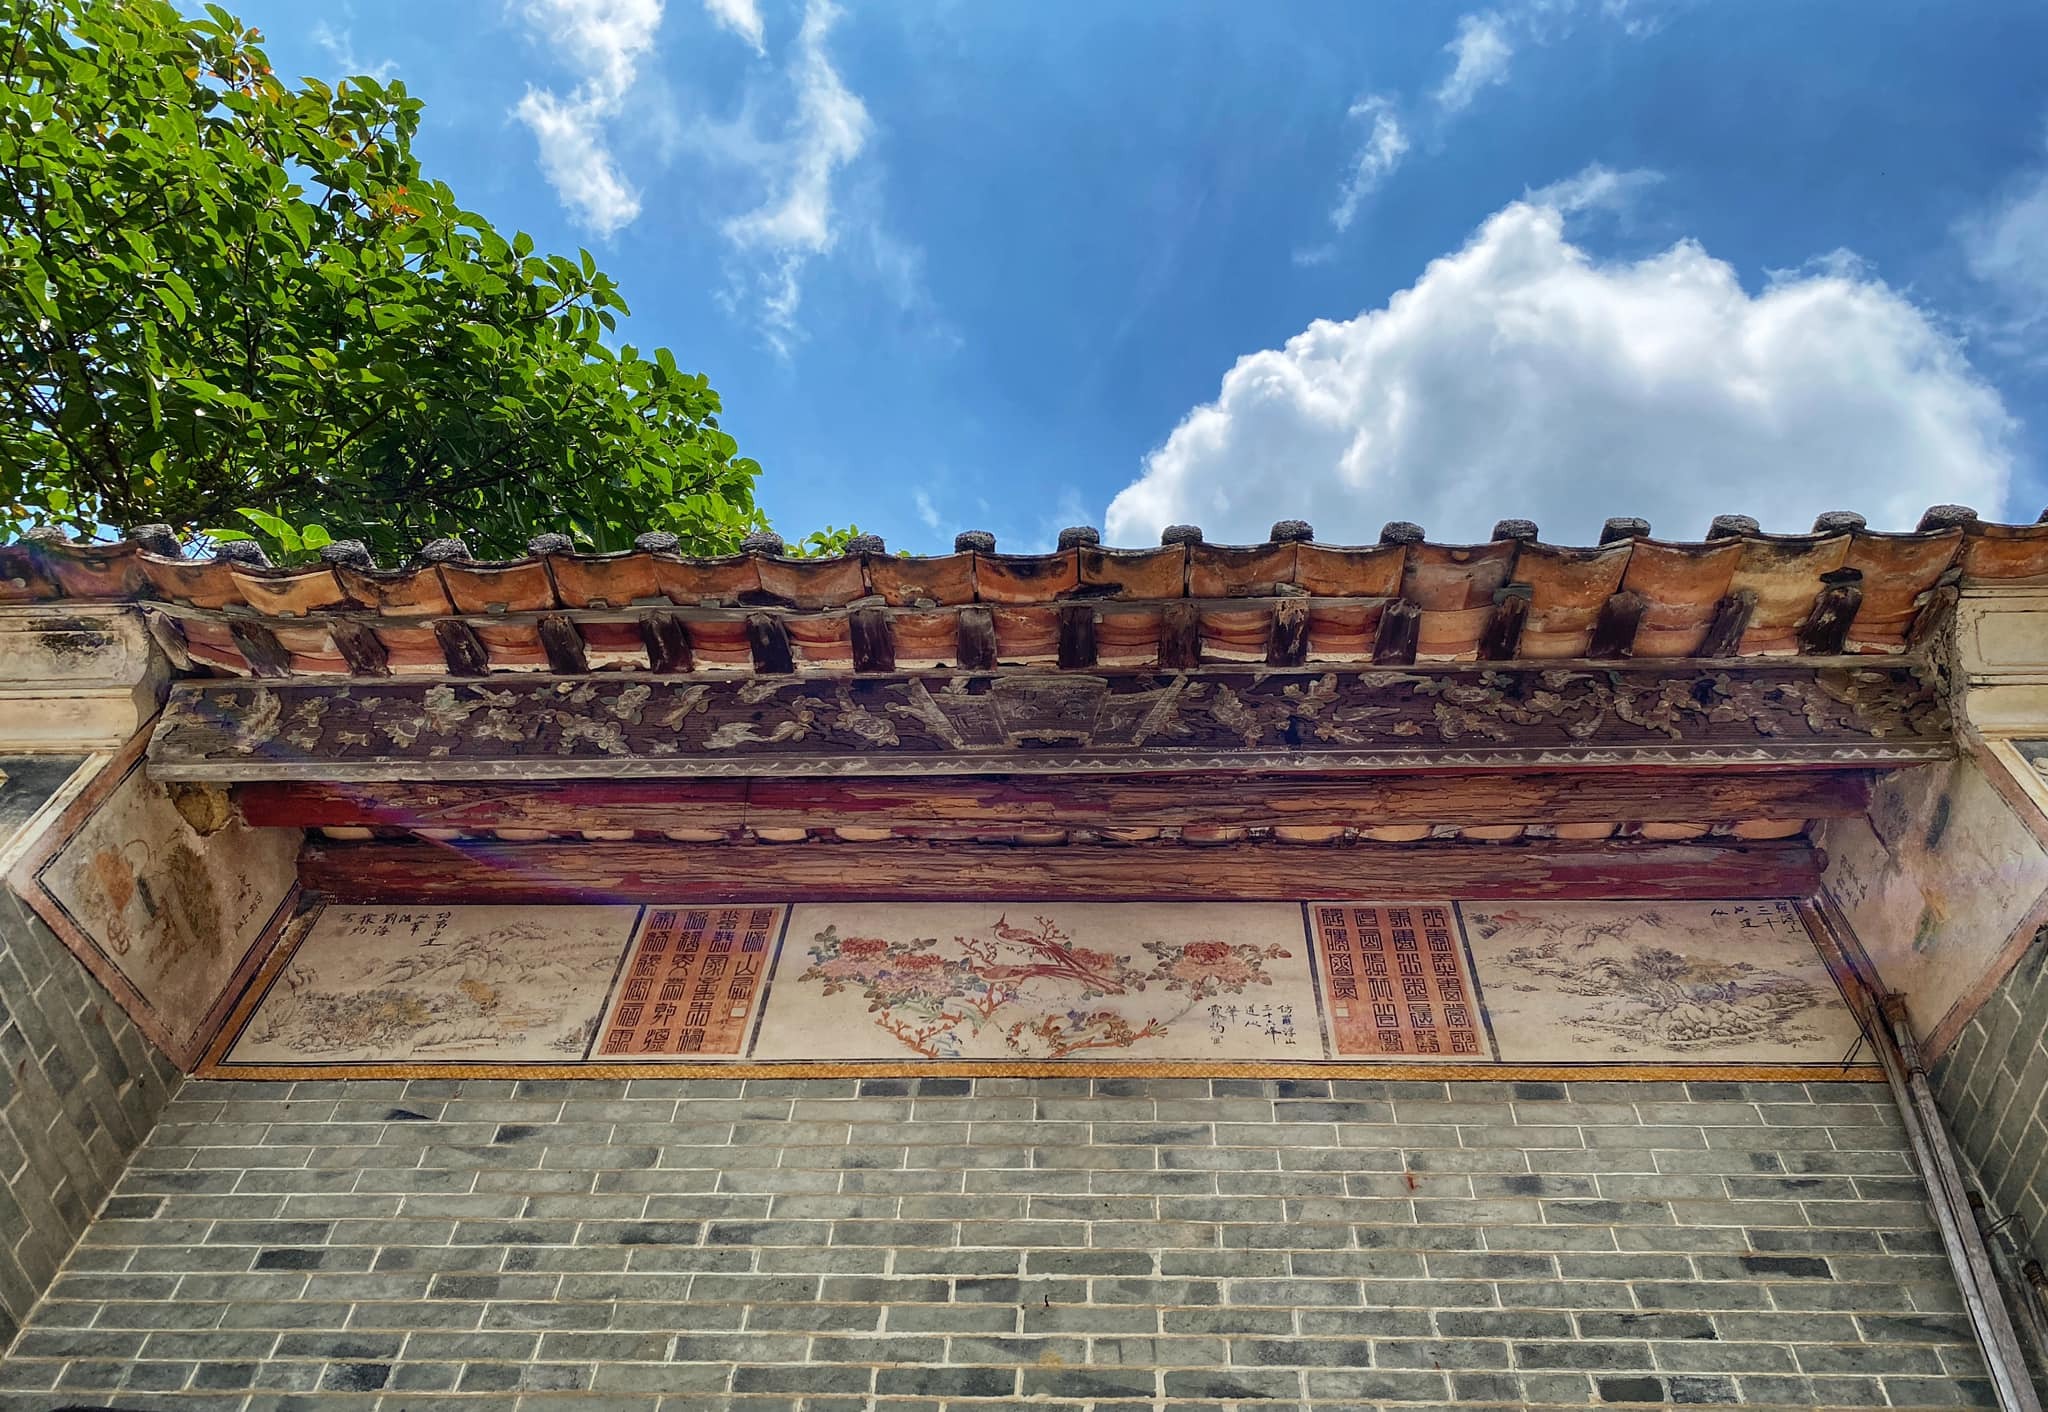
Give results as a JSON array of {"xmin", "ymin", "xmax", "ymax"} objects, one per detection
[
  {"xmin": 749, "ymin": 902, "xmax": 1321, "ymax": 1062},
  {"xmin": 1459, "ymin": 899, "xmax": 1864, "ymax": 1065},
  {"xmin": 227, "ymin": 904, "xmax": 638, "ymax": 1064}
]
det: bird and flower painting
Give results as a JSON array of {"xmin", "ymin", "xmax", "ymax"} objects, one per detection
[{"xmin": 749, "ymin": 903, "xmax": 1316, "ymax": 1062}]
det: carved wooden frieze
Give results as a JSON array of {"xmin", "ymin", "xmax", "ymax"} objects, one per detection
[{"xmin": 145, "ymin": 664, "xmax": 1953, "ymax": 781}]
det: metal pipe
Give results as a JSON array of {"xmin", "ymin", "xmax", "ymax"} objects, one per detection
[
  {"xmin": 1969, "ymin": 1191, "xmax": 2048, "ymax": 1381},
  {"xmin": 1874, "ymin": 993, "xmax": 2043, "ymax": 1412}
]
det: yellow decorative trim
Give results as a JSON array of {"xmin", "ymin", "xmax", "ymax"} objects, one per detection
[{"xmin": 195, "ymin": 1057, "xmax": 1884, "ymax": 1082}]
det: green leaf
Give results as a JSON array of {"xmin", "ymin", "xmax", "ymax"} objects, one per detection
[{"xmin": 2, "ymin": 0, "xmax": 765, "ymax": 559}]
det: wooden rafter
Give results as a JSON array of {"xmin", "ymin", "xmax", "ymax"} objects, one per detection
[
  {"xmin": 298, "ymin": 836, "xmax": 1823, "ymax": 904},
  {"xmin": 236, "ymin": 768, "xmax": 1872, "ymax": 834}
]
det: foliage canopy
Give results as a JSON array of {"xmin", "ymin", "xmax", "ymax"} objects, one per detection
[{"xmin": 0, "ymin": 0, "xmax": 766, "ymax": 559}]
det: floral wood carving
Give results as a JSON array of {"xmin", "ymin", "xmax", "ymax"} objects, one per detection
[{"xmin": 146, "ymin": 665, "xmax": 1952, "ymax": 781}]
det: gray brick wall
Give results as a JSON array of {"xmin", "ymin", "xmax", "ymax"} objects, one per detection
[
  {"xmin": 0, "ymin": 888, "xmax": 183, "ymax": 1349},
  {"xmin": 1934, "ymin": 925, "xmax": 2048, "ymax": 1274},
  {"xmin": 0, "ymin": 1074, "xmax": 1994, "ymax": 1409}
]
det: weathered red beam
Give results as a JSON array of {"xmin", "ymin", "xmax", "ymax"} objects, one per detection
[
  {"xmin": 297, "ymin": 837, "xmax": 1822, "ymax": 904},
  {"xmin": 241, "ymin": 768, "xmax": 1871, "ymax": 834}
]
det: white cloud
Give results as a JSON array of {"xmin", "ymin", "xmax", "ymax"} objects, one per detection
[
  {"xmin": 1311, "ymin": 1, "xmax": 1671, "ymax": 234},
  {"xmin": 512, "ymin": 0, "xmax": 665, "ymax": 237},
  {"xmin": 719, "ymin": 0, "xmax": 874, "ymax": 351},
  {"xmin": 1434, "ymin": 12, "xmax": 1514, "ymax": 114},
  {"xmin": 1600, "ymin": 0, "xmax": 1692, "ymax": 39},
  {"xmin": 1958, "ymin": 127, "xmax": 2048, "ymax": 331},
  {"xmin": 310, "ymin": 12, "xmax": 396, "ymax": 82},
  {"xmin": 703, "ymin": 0, "xmax": 765, "ymax": 52},
  {"xmin": 1524, "ymin": 163, "xmax": 1662, "ymax": 213},
  {"xmin": 520, "ymin": 0, "xmax": 664, "ymax": 97},
  {"xmin": 514, "ymin": 90, "xmax": 643, "ymax": 235},
  {"xmin": 913, "ymin": 489, "xmax": 943, "ymax": 532},
  {"xmin": 1108, "ymin": 174, "xmax": 2014, "ymax": 547},
  {"xmin": 1330, "ymin": 95, "xmax": 1409, "ymax": 233}
]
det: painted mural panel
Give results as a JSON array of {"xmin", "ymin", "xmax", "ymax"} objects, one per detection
[
  {"xmin": 1820, "ymin": 756, "xmax": 2048, "ymax": 1033},
  {"xmin": 227, "ymin": 904, "xmax": 636, "ymax": 1064},
  {"xmin": 595, "ymin": 906, "xmax": 784, "ymax": 1059},
  {"xmin": 750, "ymin": 903, "xmax": 1319, "ymax": 1061},
  {"xmin": 213, "ymin": 896, "xmax": 1876, "ymax": 1074},
  {"xmin": 1460, "ymin": 900, "xmax": 1863, "ymax": 1064},
  {"xmin": 34, "ymin": 759, "xmax": 297, "ymax": 1047},
  {"xmin": 1307, "ymin": 903, "xmax": 1487, "ymax": 1060}
]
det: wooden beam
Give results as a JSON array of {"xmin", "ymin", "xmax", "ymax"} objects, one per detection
[
  {"xmin": 1159, "ymin": 601, "xmax": 1202, "ymax": 671},
  {"xmin": 226, "ymin": 619, "xmax": 291, "ymax": 678},
  {"xmin": 237, "ymin": 767, "xmax": 1872, "ymax": 833},
  {"xmin": 1588, "ymin": 590, "xmax": 1647, "ymax": 661},
  {"xmin": 746, "ymin": 612, "xmax": 794, "ymax": 674},
  {"xmin": 1907, "ymin": 580, "xmax": 1960, "ymax": 651},
  {"xmin": 535, "ymin": 614, "xmax": 588, "ymax": 675},
  {"xmin": 150, "ymin": 664, "xmax": 1952, "ymax": 783},
  {"xmin": 432, "ymin": 619, "xmax": 490, "ymax": 676},
  {"xmin": 850, "ymin": 605, "xmax": 895, "ymax": 674},
  {"xmin": 1698, "ymin": 589, "xmax": 1757, "ymax": 659},
  {"xmin": 640, "ymin": 611, "xmax": 691, "ymax": 673},
  {"xmin": 144, "ymin": 610, "xmax": 192, "ymax": 671},
  {"xmin": 1266, "ymin": 599, "xmax": 1309, "ymax": 668},
  {"xmin": 1373, "ymin": 600, "xmax": 1420, "ymax": 665},
  {"xmin": 328, "ymin": 619, "xmax": 389, "ymax": 677},
  {"xmin": 298, "ymin": 836, "xmax": 1823, "ymax": 904},
  {"xmin": 956, "ymin": 607, "xmax": 997, "ymax": 671},
  {"xmin": 1797, "ymin": 572, "xmax": 1864, "ymax": 657},
  {"xmin": 1478, "ymin": 585, "xmax": 1531, "ymax": 662},
  {"xmin": 1057, "ymin": 604, "xmax": 1097, "ymax": 670}
]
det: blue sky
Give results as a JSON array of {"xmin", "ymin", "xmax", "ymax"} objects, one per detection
[{"xmin": 244, "ymin": 0, "xmax": 2048, "ymax": 551}]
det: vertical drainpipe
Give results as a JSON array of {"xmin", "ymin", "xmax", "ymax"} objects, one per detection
[{"xmin": 1860, "ymin": 987, "xmax": 2044, "ymax": 1412}]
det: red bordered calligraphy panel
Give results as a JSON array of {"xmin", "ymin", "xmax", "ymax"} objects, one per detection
[
  {"xmin": 597, "ymin": 905, "xmax": 786, "ymax": 1058},
  {"xmin": 1309, "ymin": 901, "xmax": 1485, "ymax": 1060}
]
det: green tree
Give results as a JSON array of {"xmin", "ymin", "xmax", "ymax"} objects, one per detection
[{"xmin": 0, "ymin": 0, "xmax": 765, "ymax": 560}]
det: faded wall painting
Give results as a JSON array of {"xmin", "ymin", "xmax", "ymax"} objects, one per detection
[
  {"xmin": 228, "ymin": 904, "xmax": 637, "ymax": 1064},
  {"xmin": 1819, "ymin": 755, "xmax": 2048, "ymax": 1035},
  {"xmin": 1460, "ymin": 900, "xmax": 1864, "ymax": 1064},
  {"xmin": 25, "ymin": 757, "xmax": 297, "ymax": 1054},
  {"xmin": 214, "ymin": 896, "xmax": 1872, "ymax": 1074},
  {"xmin": 750, "ymin": 903, "xmax": 1320, "ymax": 1062}
]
